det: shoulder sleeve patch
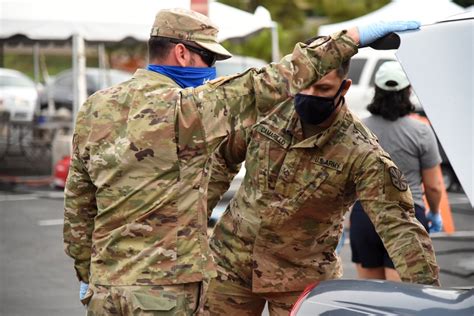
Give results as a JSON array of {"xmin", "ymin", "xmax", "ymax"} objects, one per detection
[{"xmin": 388, "ymin": 166, "xmax": 408, "ymax": 192}]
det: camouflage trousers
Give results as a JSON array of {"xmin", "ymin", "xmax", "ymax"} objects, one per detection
[
  {"xmin": 85, "ymin": 282, "xmax": 202, "ymax": 316},
  {"xmin": 202, "ymin": 276, "xmax": 300, "ymax": 316}
]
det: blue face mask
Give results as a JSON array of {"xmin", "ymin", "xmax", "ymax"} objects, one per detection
[{"xmin": 147, "ymin": 64, "xmax": 216, "ymax": 88}]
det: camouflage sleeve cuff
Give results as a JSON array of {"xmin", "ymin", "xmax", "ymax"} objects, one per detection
[
  {"xmin": 74, "ymin": 262, "xmax": 90, "ymax": 283},
  {"xmin": 289, "ymin": 30, "xmax": 358, "ymax": 95},
  {"xmin": 330, "ymin": 30, "xmax": 359, "ymax": 55},
  {"xmin": 395, "ymin": 241, "xmax": 440, "ymax": 287}
]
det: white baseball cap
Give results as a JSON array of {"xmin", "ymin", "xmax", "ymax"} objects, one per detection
[{"xmin": 374, "ymin": 61, "xmax": 410, "ymax": 91}]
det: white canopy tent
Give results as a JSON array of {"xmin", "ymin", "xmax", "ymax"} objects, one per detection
[
  {"xmin": 0, "ymin": 0, "xmax": 278, "ymax": 116},
  {"xmin": 0, "ymin": 0, "xmax": 276, "ymax": 43},
  {"xmin": 318, "ymin": 0, "xmax": 464, "ymax": 36}
]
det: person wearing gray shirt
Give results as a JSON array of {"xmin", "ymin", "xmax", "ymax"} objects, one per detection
[{"xmin": 350, "ymin": 61, "xmax": 443, "ymax": 282}]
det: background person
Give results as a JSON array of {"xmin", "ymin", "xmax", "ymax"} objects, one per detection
[
  {"xmin": 204, "ymin": 33, "xmax": 439, "ymax": 316},
  {"xmin": 350, "ymin": 60, "xmax": 443, "ymax": 282},
  {"xmin": 62, "ymin": 7, "xmax": 383, "ymax": 315}
]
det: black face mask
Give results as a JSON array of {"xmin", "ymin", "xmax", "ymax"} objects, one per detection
[{"xmin": 294, "ymin": 80, "xmax": 346, "ymax": 125}]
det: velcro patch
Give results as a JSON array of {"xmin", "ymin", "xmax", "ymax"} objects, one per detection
[
  {"xmin": 256, "ymin": 125, "xmax": 290, "ymax": 148},
  {"xmin": 388, "ymin": 166, "xmax": 408, "ymax": 191},
  {"xmin": 313, "ymin": 156, "xmax": 343, "ymax": 171}
]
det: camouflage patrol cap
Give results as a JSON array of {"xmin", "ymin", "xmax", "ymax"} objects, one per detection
[{"xmin": 151, "ymin": 8, "xmax": 232, "ymax": 60}]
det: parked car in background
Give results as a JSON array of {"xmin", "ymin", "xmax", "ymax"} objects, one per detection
[
  {"xmin": 40, "ymin": 67, "xmax": 132, "ymax": 112},
  {"xmin": 290, "ymin": 279, "xmax": 474, "ymax": 315},
  {"xmin": 0, "ymin": 68, "xmax": 39, "ymax": 122}
]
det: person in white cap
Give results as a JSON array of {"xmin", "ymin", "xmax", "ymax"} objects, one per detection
[{"xmin": 350, "ymin": 60, "xmax": 443, "ymax": 282}]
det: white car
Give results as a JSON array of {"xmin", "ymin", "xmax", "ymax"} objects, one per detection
[{"xmin": 0, "ymin": 68, "xmax": 39, "ymax": 122}]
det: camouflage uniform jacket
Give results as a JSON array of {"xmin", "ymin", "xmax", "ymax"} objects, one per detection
[
  {"xmin": 63, "ymin": 32, "xmax": 358, "ymax": 286},
  {"xmin": 209, "ymin": 104, "xmax": 440, "ymax": 293}
]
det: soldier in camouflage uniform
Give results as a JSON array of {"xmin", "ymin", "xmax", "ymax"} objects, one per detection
[
  {"xmin": 62, "ymin": 7, "xmax": 376, "ymax": 315},
  {"xmin": 204, "ymin": 38, "xmax": 440, "ymax": 315}
]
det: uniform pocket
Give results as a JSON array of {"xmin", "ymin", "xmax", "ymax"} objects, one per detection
[
  {"xmin": 131, "ymin": 291, "xmax": 177, "ymax": 312},
  {"xmin": 292, "ymin": 171, "xmax": 329, "ymax": 206}
]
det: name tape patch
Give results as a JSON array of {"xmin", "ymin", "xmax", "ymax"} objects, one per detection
[{"xmin": 256, "ymin": 125, "xmax": 289, "ymax": 148}]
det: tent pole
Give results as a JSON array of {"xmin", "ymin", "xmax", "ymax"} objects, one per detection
[
  {"xmin": 33, "ymin": 43, "xmax": 40, "ymax": 84},
  {"xmin": 98, "ymin": 43, "xmax": 107, "ymax": 89},
  {"xmin": 0, "ymin": 42, "xmax": 4, "ymax": 68},
  {"xmin": 72, "ymin": 33, "xmax": 87, "ymax": 125}
]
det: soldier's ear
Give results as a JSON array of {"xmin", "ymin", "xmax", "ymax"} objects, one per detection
[
  {"xmin": 341, "ymin": 79, "xmax": 352, "ymax": 96},
  {"xmin": 173, "ymin": 43, "xmax": 189, "ymax": 67}
]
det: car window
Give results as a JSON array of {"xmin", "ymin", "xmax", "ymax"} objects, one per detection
[
  {"xmin": 347, "ymin": 58, "xmax": 367, "ymax": 85},
  {"xmin": 55, "ymin": 73, "xmax": 74, "ymax": 89},
  {"xmin": 369, "ymin": 58, "xmax": 393, "ymax": 86},
  {"xmin": 0, "ymin": 74, "xmax": 35, "ymax": 88}
]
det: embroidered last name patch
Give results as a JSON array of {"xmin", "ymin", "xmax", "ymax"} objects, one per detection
[{"xmin": 256, "ymin": 125, "xmax": 290, "ymax": 148}]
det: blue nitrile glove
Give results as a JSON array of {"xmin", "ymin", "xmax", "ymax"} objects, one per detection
[
  {"xmin": 79, "ymin": 281, "xmax": 89, "ymax": 301},
  {"xmin": 426, "ymin": 211, "xmax": 443, "ymax": 233},
  {"xmin": 358, "ymin": 21, "xmax": 421, "ymax": 47}
]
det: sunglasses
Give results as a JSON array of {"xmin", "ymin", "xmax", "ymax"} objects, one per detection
[{"xmin": 169, "ymin": 39, "xmax": 217, "ymax": 67}]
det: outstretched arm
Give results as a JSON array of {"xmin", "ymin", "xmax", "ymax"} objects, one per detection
[{"xmin": 189, "ymin": 21, "xmax": 421, "ymax": 152}]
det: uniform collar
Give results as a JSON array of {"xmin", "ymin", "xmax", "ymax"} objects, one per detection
[
  {"xmin": 132, "ymin": 68, "xmax": 182, "ymax": 88},
  {"xmin": 291, "ymin": 104, "xmax": 350, "ymax": 149}
]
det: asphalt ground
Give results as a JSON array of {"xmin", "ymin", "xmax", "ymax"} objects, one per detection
[{"xmin": 0, "ymin": 181, "xmax": 472, "ymax": 315}]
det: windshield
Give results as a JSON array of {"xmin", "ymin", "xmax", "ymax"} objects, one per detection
[{"xmin": 0, "ymin": 74, "xmax": 35, "ymax": 88}]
